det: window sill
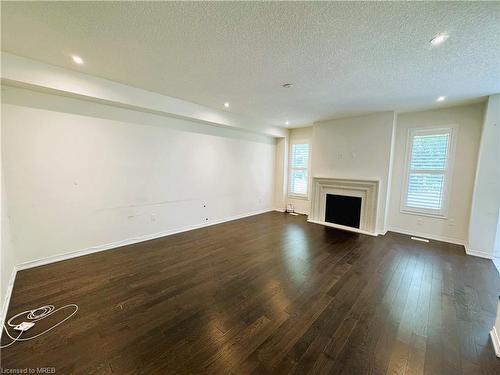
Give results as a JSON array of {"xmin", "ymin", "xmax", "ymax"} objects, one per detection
[
  {"xmin": 288, "ymin": 194, "xmax": 309, "ymax": 201},
  {"xmin": 400, "ymin": 208, "xmax": 448, "ymax": 220}
]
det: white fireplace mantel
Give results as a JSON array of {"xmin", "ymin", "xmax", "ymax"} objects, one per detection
[{"xmin": 308, "ymin": 177, "xmax": 380, "ymax": 236}]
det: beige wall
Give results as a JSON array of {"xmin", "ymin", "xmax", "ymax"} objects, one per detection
[
  {"xmin": 312, "ymin": 112, "xmax": 396, "ymax": 233},
  {"xmin": 387, "ymin": 103, "xmax": 484, "ymax": 244}
]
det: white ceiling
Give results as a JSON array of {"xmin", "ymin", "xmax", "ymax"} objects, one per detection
[{"xmin": 2, "ymin": 2, "xmax": 500, "ymax": 128}]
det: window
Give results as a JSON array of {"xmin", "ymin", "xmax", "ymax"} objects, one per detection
[
  {"xmin": 402, "ymin": 127, "xmax": 455, "ymax": 217},
  {"xmin": 289, "ymin": 143, "xmax": 310, "ymax": 197}
]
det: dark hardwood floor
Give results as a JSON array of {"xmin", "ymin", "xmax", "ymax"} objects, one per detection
[{"xmin": 1, "ymin": 212, "xmax": 499, "ymax": 374}]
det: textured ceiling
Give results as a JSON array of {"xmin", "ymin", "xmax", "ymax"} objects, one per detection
[{"xmin": 2, "ymin": 1, "xmax": 500, "ymax": 127}]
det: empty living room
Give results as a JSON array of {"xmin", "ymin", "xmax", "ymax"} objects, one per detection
[{"xmin": 1, "ymin": 1, "xmax": 500, "ymax": 374}]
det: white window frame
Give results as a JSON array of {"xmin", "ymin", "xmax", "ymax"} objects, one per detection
[
  {"xmin": 288, "ymin": 141, "xmax": 311, "ymax": 199},
  {"xmin": 400, "ymin": 126, "xmax": 457, "ymax": 218}
]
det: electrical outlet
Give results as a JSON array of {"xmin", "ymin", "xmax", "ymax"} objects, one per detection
[{"xmin": 14, "ymin": 322, "xmax": 35, "ymax": 331}]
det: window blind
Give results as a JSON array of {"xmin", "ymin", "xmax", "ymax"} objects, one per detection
[
  {"xmin": 405, "ymin": 131, "xmax": 451, "ymax": 214},
  {"xmin": 290, "ymin": 143, "xmax": 310, "ymax": 196}
]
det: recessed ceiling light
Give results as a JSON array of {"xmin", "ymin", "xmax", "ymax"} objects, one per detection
[
  {"xmin": 282, "ymin": 83, "xmax": 293, "ymax": 89},
  {"xmin": 430, "ymin": 33, "xmax": 449, "ymax": 46},
  {"xmin": 436, "ymin": 96, "xmax": 446, "ymax": 102},
  {"xmin": 72, "ymin": 55, "xmax": 84, "ymax": 65},
  {"xmin": 285, "ymin": 121, "xmax": 290, "ymax": 125},
  {"xmin": 224, "ymin": 102, "xmax": 230, "ymax": 108}
]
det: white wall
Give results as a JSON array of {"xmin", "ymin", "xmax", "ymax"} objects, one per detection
[
  {"xmin": 311, "ymin": 112, "xmax": 396, "ymax": 233},
  {"xmin": 468, "ymin": 95, "xmax": 500, "ymax": 258},
  {"xmin": 1, "ymin": 86, "xmax": 276, "ymax": 268},
  {"xmin": 286, "ymin": 127, "xmax": 313, "ymax": 214},
  {"xmin": 1, "ymin": 178, "xmax": 16, "ymax": 320},
  {"xmin": 388, "ymin": 103, "xmax": 485, "ymax": 244},
  {"xmin": 1, "ymin": 110, "xmax": 17, "ymax": 321}
]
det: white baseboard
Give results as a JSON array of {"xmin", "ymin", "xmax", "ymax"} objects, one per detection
[
  {"xmin": 386, "ymin": 226, "xmax": 466, "ymax": 246},
  {"xmin": 16, "ymin": 208, "xmax": 274, "ymax": 271},
  {"xmin": 490, "ymin": 326, "xmax": 500, "ymax": 358},
  {"xmin": 387, "ymin": 227, "xmax": 498, "ymax": 260},
  {"xmin": 465, "ymin": 245, "xmax": 494, "ymax": 260},
  {"xmin": 307, "ymin": 219, "xmax": 378, "ymax": 237},
  {"xmin": 1, "ymin": 266, "xmax": 18, "ymax": 336}
]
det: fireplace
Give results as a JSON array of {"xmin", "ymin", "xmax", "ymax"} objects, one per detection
[{"xmin": 308, "ymin": 177, "xmax": 379, "ymax": 235}]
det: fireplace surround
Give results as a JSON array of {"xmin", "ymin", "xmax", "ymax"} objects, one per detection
[{"xmin": 308, "ymin": 177, "xmax": 380, "ymax": 235}]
